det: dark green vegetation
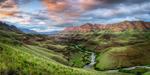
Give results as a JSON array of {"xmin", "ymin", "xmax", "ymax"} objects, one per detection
[
  {"xmin": 119, "ymin": 67, "xmax": 150, "ymax": 75},
  {"xmin": 143, "ymin": 71, "xmax": 150, "ymax": 75},
  {"xmin": 0, "ymin": 22, "xmax": 150, "ymax": 75}
]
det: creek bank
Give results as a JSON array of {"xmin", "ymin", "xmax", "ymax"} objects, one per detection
[{"xmin": 84, "ymin": 52, "xmax": 96, "ymax": 69}]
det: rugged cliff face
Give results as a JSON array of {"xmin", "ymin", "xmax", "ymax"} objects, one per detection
[{"xmin": 64, "ymin": 21, "xmax": 150, "ymax": 32}]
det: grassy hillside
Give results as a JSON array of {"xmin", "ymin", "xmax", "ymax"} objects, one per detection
[
  {"xmin": 144, "ymin": 72, "xmax": 150, "ymax": 75},
  {"xmin": 0, "ymin": 22, "xmax": 150, "ymax": 75},
  {"xmin": 96, "ymin": 42, "xmax": 150, "ymax": 70},
  {"xmin": 94, "ymin": 31, "xmax": 150, "ymax": 70},
  {"xmin": 56, "ymin": 30, "xmax": 150, "ymax": 72},
  {"xmin": 0, "ymin": 23, "xmax": 133, "ymax": 75},
  {"xmin": 0, "ymin": 43, "xmax": 132, "ymax": 75},
  {"xmin": 0, "ymin": 43, "xmax": 97, "ymax": 75}
]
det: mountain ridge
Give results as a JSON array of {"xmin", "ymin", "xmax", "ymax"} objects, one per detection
[
  {"xmin": 0, "ymin": 21, "xmax": 22, "ymax": 33},
  {"xmin": 64, "ymin": 21, "xmax": 150, "ymax": 32},
  {"xmin": 20, "ymin": 28, "xmax": 38, "ymax": 34}
]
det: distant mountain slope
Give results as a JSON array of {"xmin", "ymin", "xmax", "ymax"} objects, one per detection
[
  {"xmin": 0, "ymin": 21, "xmax": 22, "ymax": 33},
  {"xmin": 20, "ymin": 28, "xmax": 38, "ymax": 34},
  {"xmin": 64, "ymin": 21, "xmax": 150, "ymax": 32}
]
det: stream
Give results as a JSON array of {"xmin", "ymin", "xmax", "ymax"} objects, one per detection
[
  {"xmin": 83, "ymin": 52, "xmax": 150, "ymax": 72},
  {"xmin": 84, "ymin": 52, "xmax": 96, "ymax": 68}
]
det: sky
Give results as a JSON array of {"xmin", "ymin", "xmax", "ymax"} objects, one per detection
[{"xmin": 0, "ymin": 0, "xmax": 150, "ymax": 32}]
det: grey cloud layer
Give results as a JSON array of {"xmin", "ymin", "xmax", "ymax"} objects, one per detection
[
  {"xmin": 0, "ymin": 0, "xmax": 150, "ymax": 29},
  {"xmin": 78, "ymin": 0, "xmax": 150, "ymax": 24}
]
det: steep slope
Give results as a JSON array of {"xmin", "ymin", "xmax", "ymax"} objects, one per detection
[
  {"xmin": 96, "ymin": 42, "xmax": 150, "ymax": 70},
  {"xmin": 0, "ymin": 43, "xmax": 133, "ymax": 75},
  {"xmin": 64, "ymin": 21, "xmax": 150, "ymax": 32},
  {"xmin": 0, "ymin": 22, "xmax": 22, "ymax": 33},
  {"xmin": 0, "ymin": 43, "xmax": 102, "ymax": 75}
]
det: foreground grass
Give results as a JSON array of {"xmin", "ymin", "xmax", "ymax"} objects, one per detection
[
  {"xmin": 20, "ymin": 45, "xmax": 69, "ymax": 65},
  {"xmin": 0, "ymin": 43, "xmax": 132, "ymax": 75},
  {"xmin": 0, "ymin": 43, "xmax": 97, "ymax": 75}
]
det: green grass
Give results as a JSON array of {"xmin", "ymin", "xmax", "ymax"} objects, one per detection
[
  {"xmin": 44, "ymin": 44, "xmax": 66, "ymax": 52},
  {"xmin": 58, "ymin": 30, "xmax": 150, "ymax": 71},
  {"xmin": 69, "ymin": 52, "xmax": 91, "ymax": 68},
  {"xmin": 95, "ymin": 42, "xmax": 150, "ymax": 70},
  {"xmin": 0, "ymin": 43, "xmax": 100, "ymax": 75},
  {"xmin": 119, "ymin": 67, "xmax": 150, "ymax": 75},
  {"xmin": 0, "ymin": 43, "xmax": 133, "ymax": 75},
  {"xmin": 18, "ymin": 45, "xmax": 69, "ymax": 65},
  {"xmin": 143, "ymin": 71, "xmax": 150, "ymax": 75}
]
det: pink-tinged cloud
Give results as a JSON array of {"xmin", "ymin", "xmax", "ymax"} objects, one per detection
[
  {"xmin": 79, "ymin": 0, "xmax": 104, "ymax": 10},
  {"xmin": 42, "ymin": 0, "xmax": 69, "ymax": 13},
  {"xmin": 42, "ymin": 0, "xmax": 83, "ymax": 24},
  {"xmin": 42, "ymin": 0, "xmax": 69, "ymax": 23},
  {"xmin": 0, "ymin": 0, "xmax": 149, "ymax": 30},
  {"xmin": 0, "ymin": 0, "xmax": 18, "ymax": 18}
]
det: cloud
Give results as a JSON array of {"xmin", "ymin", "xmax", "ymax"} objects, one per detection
[
  {"xmin": 79, "ymin": 0, "xmax": 123, "ymax": 10},
  {"xmin": 0, "ymin": 0, "xmax": 5, "ymax": 4},
  {"xmin": 42, "ymin": 0, "xmax": 69, "ymax": 12},
  {"xmin": 41, "ymin": 0, "xmax": 150, "ymax": 24},
  {"xmin": 42, "ymin": 0, "xmax": 81, "ymax": 24},
  {"xmin": 79, "ymin": 0, "xmax": 150, "ymax": 11},
  {"xmin": 0, "ymin": 0, "xmax": 18, "ymax": 18},
  {"xmin": 78, "ymin": 0, "xmax": 150, "ymax": 24},
  {"xmin": 1, "ymin": 0, "xmax": 150, "ymax": 32}
]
